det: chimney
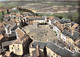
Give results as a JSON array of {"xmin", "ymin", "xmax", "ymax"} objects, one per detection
[
  {"xmin": 7, "ymin": 9, "xmax": 10, "ymax": 14},
  {"xmin": 71, "ymin": 30, "xmax": 74, "ymax": 36},
  {"xmin": 36, "ymin": 45, "xmax": 40, "ymax": 57}
]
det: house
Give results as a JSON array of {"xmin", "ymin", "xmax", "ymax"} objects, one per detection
[
  {"xmin": 0, "ymin": 55, "xmax": 2, "ymax": 57},
  {"xmin": 15, "ymin": 27, "xmax": 25, "ymax": 39},
  {"xmin": 2, "ymin": 39, "xmax": 23, "ymax": 55},
  {"xmin": 62, "ymin": 30, "xmax": 80, "ymax": 43},
  {"xmin": 9, "ymin": 41, "xmax": 23, "ymax": 55},
  {"xmin": 53, "ymin": 20, "xmax": 65, "ymax": 32},
  {"xmin": 2, "ymin": 27, "xmax": 33, "ymax": 55},
  {"xmin": 48, "ymin": 16, "xmax": 56, "ymax": 25},
  {"xmin": 53, "ymin": 18, "xmax": 79, "ymax": 42},
  {"xmin": 60, "ymin": 33, "xmax": 66, "ymax": 42},
  {"xmin": 30, "ymin": 45, "xmax": 45, "ymax": 57},
  {"xmin": 4, "ymin": 22, "xmax": 17, "ymax": 37},
  {"xmin": 21, "ymin": 12, "xmax": 33, "ymax": 16},
  {"xmin": 53, "ymin": 18, "xmax": 72, "ymax": 32},
  {"xmin": 29, "ymin": 41, "xmax": 46, "ymax": 57},
  {"xmin": 10, "ymin": 27, "xmax": 33, "ymax": 55},
  {"xmin": 46, "ymin": 41, "xmax": 80, "ymax": 57},
  {"xmin": 64, "ymin": 23, "xmax": 71, "ymax": 29},
  {"xmin": 27, "ymin": 16, "xmax": 47, "ymax": 25},
  {"xmin": 53, "ymin": 20, "xmax": 64, "ymax": 39},
  {"xmin": 58, "ymin": 28, "xmax": 80, "ymax": 52},
  {"xmin": 53, "ymin": 25, "xmax": 61, "ymax": 39},
  {"xmin": 11, "ymin": 7, "xmax": 18, "ymax": 12},
  {"xmin": 52, "ymin": 18, "xmax": 80, "ymax": 52}
]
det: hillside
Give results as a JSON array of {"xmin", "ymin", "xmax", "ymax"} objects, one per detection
[{"xmin": 0, "ymin": 0, "xmax": 80, "ymax": 24}]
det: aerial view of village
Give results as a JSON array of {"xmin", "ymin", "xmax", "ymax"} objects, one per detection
[{"xmin": 0, "ymin": 0, "xmax": 80, "ymax": 57}]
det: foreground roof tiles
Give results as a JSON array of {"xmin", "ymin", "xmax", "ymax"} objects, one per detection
[{"xmin": 46, "ymin": 41, "xmax": 80, "ymax": 57}]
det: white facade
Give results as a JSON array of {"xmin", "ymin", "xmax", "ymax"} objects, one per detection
[
  {"xmin": 53, "ymin": 25, "xmax": 61, "ymax": 38},
  {"xmin": 44, "ymin": 16, "xmax": 47, "ymax": 23},
  {"xmin": 53, "ymin": 25, "xmax": 66, "ymax": 42},
  {"xmin": 9, "ymin": 44, "xmax": 23, "ymax": 55},
  {"xmin": 61, "ymin": 33, "xmax": 66, "ymax": 42},
  {"xmin": 38, "ymin": 20, "xmax": 46, "ymax": 23},
  {"xmin": 5, "ymin": 27, "xmax": 11, "ymax": 34},
  {"xmin": 49, "ymin": 19, "xmax": 51, "ymax": 25},
  {"xmin": 0, "ymin": 55, "xmax": 2, "ymax": 57}
]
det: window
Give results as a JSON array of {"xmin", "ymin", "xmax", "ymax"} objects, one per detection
[
  {"xmin": 18, "ymin": 48, "xmax": 19, "ymax": 50},
  {"xmin": 17, "ymin": 45, "xmax": 19, "ymax": 47},
  {"xmin": 53, "ymin": 53, "xmax": 55, "ymax": 55},
  {"xmin": 31, "ymin": 36, "xmax": 33, "ymax": 38},
  {"xmin": 32, "ymin": 44, "xmax": 34, "ymax": 47},
  {"xmin": 13, "ymin": 45, "xmax": 15, "ymax": 47},
  {"xmin": 12, "ymin": 47, "xmax": 13, "ymax": 49}
]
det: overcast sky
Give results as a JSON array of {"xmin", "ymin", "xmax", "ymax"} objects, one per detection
[{"xmin": 0, "ymin": 0, "xmax": 7, "ymax": 1}]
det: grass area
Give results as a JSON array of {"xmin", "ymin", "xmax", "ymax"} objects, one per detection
[{"xmin": 53, "ymin": 12, "xmax": 79, "ymax": 22}]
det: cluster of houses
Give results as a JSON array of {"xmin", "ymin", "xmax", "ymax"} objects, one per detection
[
  {"xmin": 0, "ymin": 8, "xmax": 80, "ymax": 57},
  {"xmin": 49, "ymin": 17, "xmax": 80, "ymax": 53}
]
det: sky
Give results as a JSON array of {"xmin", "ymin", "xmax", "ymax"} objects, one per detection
[{"xmin": 0, "ymin": 0, "xmax": 7, "ymax": 1}]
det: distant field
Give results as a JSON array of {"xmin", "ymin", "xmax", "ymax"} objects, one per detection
[
  {"xmin": 0, "ymin": 1, "xmax": 38, "ymax": 7},
  {"xmin": 43, "ymin": 1, "xmax": 78, "ymax": 6},
  {"xmin": 0, "ymin": 1, "xmax": 79, "ymax": 7},
  {"xmin": 0, "ymin": 1, "xmax": 79, "ymax": 24}
]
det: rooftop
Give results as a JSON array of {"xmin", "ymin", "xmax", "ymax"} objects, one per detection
[
  {"xmin": 46, "ymin": 41, "xmax": 80, "ymax": 57},
  {"xmin": 30, "ymin": 41, "xmax": 46, "ymax": 49},
  {"xmin": 62, "ymin": 30, "xmax": 80, "ymax": 41}
]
